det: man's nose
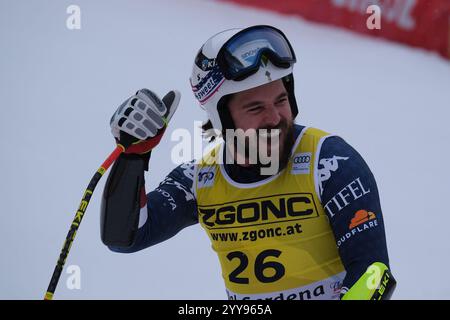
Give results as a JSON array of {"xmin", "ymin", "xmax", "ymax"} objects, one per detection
[{"xmin": 262, "ymin": 104, "xmax": 281, "ymax": 128}]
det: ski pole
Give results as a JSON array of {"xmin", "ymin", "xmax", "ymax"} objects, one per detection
[{"xmin": 44, "ymin": 143, "xmax": 127, "ymax": 300}]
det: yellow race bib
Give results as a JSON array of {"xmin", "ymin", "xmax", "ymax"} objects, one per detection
[{"xmin": 195, "ymin": 127, "xmax": 345, "ymax": 300}]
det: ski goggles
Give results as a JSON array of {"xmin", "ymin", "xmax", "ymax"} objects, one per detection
[{"xmin": 216, "ymin": 25, "xmax": 296, "ymax": 81}]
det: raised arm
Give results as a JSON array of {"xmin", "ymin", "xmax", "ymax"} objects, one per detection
[{"xmin": 99, "ymin": 88, "xmax": 198, "ymax": 253}]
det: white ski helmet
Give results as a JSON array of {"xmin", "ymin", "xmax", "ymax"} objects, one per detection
[{"xmin": 190, "ymin": 25, "xmax": 298, "ymax": 132}]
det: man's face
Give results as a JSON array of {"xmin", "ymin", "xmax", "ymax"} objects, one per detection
[{"xmin": 227, "ymin": 79, "xmax": 294, "ymax": 168}]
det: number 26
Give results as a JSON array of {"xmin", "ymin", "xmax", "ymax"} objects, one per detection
[{"xmin": 226, "ymin": 249, "xmax": 285, "ymax": 284}]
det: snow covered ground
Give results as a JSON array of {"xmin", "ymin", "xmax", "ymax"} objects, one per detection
[{"xmin": 1, "ymin": 0, "xmax": 449, "ymax": 299}]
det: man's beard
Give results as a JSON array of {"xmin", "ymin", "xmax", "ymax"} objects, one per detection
[
  {"xmin": 226, "ymin": 118, "xmax": 295, "ymax": 175},
  {"xmin": 261, "ymin": 119, "xmax": 295, "ymax": 173}
]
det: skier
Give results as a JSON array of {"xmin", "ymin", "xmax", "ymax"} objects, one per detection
[{"xmin": 101, "ymin": 25, "xmax": 396, "ymax": 300}]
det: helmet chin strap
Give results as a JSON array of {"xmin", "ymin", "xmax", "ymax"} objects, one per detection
[
  {"xmin": 282, "ymin": 74, "xmax": 299, "ymax": 119},
  {"xmin": 217, "ymin": 94, "xmax": 236, "ymax": 134}
]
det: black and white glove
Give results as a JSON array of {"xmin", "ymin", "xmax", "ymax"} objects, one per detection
[{"xmin": 110, "ymin": 89, "xmax": 180, "ymax": 154}]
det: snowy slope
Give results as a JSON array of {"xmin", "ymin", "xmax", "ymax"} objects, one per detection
[{"xmin": 0, "ymin": 0, "xmax": 449, "ymax": 299}]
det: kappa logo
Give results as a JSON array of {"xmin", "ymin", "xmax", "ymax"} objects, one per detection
[
  {"xmin": 197, "ymin": 166, "xmax": 216, "ymax": 189},
  {"xmin": 318, "ymin": 155, "xmax": 349, "ymax": 195},
  {"xmin": 291, "ymin": 152, "xmax": 312, "ymax": 175}
]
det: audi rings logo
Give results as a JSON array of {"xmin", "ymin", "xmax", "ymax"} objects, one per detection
[
  {"xmin": 294, "ymin": 155, "xmax": 311, "ymax": 164},
  {"xmin": 198, "ymin": 167, "xmax": 216, "ymax": 188},
  {"xmin": 291, "ymin": 152, "xmax": 312, "ymax": 175}
]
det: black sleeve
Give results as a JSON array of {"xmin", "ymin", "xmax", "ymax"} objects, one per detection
[
  {"xmin": 100, "ymin": 153, "xmax": 149, "ymax": 248},
  {"xmin": 317, "ymin": 136, "xmax": 392, "ymax": 291},
  {"xmin": 123, "ymin": 161, "xmax": 198, "ymax": 252}
]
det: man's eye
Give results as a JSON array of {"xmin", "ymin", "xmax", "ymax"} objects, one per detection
[
  {"xmin": 248, "ymin": 106, "xmax": 262, "ymax": 113},
  {"xmin": 275, "ymin": 98, "xmax": 288, "ymax": 105}
]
